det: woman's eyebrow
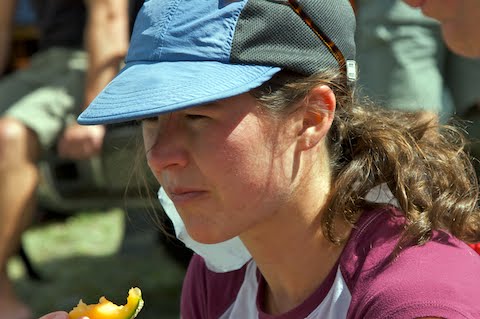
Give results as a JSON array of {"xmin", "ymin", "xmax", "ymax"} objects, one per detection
[{"xmin": 191, "ymin": 102, "xmax": 220, "ymax": 111}]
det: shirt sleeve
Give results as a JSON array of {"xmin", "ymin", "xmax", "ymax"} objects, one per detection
[
  {"xmin": 356, "ymin": 242, "xmax": 480, "ymax": 319},
  {"xmin": 343, "ymin": 208, "xmax": 480, "ymax": 319}
]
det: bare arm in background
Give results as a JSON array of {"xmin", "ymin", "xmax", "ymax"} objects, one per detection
[
  {"xmin": 57, "ymin": 0, "xmax": 130, "ymax": 160},
  {"xmin": 0, "ymin": 0, "xmax": 18, "ymax": 76},
  {"xmin": 404, "ymin": 0, "xmax": 480, "ymax": 58}
]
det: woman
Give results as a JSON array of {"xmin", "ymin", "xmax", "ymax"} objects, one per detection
[{"xmin": 40, "ymin": 0, "xmax": 480, "ymax": 318}]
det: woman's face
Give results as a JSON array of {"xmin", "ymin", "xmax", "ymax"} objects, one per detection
[{"xmin": 142, "ymin": 93, "xmax": 302, "ymax": 244}]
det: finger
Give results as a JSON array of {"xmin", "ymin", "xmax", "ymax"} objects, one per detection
[
  {"xmin": 65, "ymin": 143, "xmax": 98, "ymax": 160},
  {"xmin": 57, "ymin": 137, "xmax": 79, "ymax": 159},
  {"xmin": 38, "ymin": 311, "xmax": 70, "ymax": 319},
  {"xmin": 57, "ymin": 143, "xmax": 77, "ymax": 159},
  {"xmin": 420, "ymin": 0, "xmax": 459, "ymax": 21},
  {"xmin": 77, "ymin": 139, "xmax": 103, "ymax": 159},
  {"xmin": 57, "ymin": 137, "xmax": 67, "ymax": 158},
  {"xmin": 403, "ymin": 0, "xmax": 425, "ymax": 7}
]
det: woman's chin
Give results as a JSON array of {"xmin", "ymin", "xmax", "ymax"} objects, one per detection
[{"xmin": 187, "ymin": 228, "xmax": 237, "ymax": 245}]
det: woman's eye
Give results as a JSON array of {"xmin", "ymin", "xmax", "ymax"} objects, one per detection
[{"xmin": 185, "ymin": 114, "xmax": 209, "ymax": 120}]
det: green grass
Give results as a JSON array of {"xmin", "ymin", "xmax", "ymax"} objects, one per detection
[{"xmin": 8, "ymin": 209, "xmax": 186, "ymax": 319}]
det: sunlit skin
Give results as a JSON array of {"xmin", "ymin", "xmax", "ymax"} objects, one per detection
[
  {"xmin": 142, "ymin": 87, "xmax": 347, "ymax": 314},
  {"xmin": 404, "ymin": 0, "xmax": 480, "ymax": 57}
]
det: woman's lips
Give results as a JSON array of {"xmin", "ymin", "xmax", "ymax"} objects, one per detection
[{"xmin": 168, "ymin": 189, "xmax": 208, "ymax": 205}]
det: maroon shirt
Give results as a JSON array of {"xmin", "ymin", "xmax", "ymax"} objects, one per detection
[{"xmin": 181, "ymin": 206, "xmax": 480, "ymax": 318}]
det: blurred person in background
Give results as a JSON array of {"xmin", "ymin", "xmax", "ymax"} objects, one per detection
[
  {"xmin": 355, "ymin": 0, "xmax": 480, "ymax": 173},
  {"xmin": 404, "ymin": 0, "xmax": 480, "ymax": 58},
  {"xmin": 355, "ymin": 0, "xmax": 479, "ymax": 118},
  {"xmin": 0, "ymin": 0, "xmax": 140, "ymax": 318}
]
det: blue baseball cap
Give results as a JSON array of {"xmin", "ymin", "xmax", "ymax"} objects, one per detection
[{"xmin": 78, "ymin": 0, "xmax": 356, "ymax": 125}]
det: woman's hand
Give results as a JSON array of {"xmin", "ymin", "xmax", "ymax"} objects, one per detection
[{"xmin": 38, "ymin": 311, "xmax": 76, "ymax": 319}]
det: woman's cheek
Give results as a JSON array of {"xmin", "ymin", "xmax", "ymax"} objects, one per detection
[{"xmin": 142, "ymin": 127, "xmax": 157, "ymax": 152}]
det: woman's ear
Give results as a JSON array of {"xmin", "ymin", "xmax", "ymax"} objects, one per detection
[{"xmin": 297, "ymin": 85, "xmax": 336, "ymax": 151}]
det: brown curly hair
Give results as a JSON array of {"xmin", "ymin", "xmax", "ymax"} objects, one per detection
[{"xmin": 252, "ymin": 70, "xmax": 480, "ymax": 248}]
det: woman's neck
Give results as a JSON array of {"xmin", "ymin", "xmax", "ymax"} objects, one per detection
[
  {"xmin": 249, "ymin": 222, "xmax": 345, "ymax": 315},
  {"xmin": 240, "ymin": 166, "xmax": 348, "ymax": 315}
]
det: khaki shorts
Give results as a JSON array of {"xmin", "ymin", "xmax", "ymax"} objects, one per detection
[{"xmin": 0, "ymin": 47, "xmax": 87, "ymax": 150}]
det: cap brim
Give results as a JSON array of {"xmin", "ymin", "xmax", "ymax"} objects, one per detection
[{"xmin": 78, "ymin": 61, "xmax": 281, "ymax": 125}]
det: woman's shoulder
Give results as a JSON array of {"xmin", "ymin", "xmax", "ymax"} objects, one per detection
[
  {"xmin": 341, "ymin": 206, "xmax": 480, "ymax": 318},
  {"xmin": 344, "ymin": 205, "xmax": 479, "ymax": 261}
]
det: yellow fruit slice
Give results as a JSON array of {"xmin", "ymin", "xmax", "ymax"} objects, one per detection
[{"xmin": 68, "ymin": 287, "xmax": 144, "ymax": 319}]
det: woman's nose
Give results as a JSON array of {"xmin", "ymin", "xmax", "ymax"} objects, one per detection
[{"xmin": 144, "ymin": 121, "xmax": 189, "ymax": 173}]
